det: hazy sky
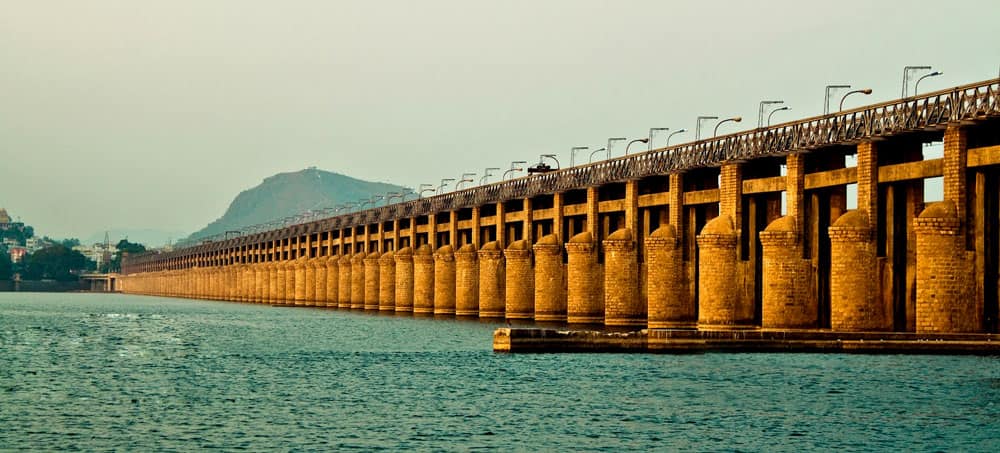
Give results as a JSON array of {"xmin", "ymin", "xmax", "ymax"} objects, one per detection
[{"xmin": 1, "ymin": 0, "xmax": 998, "ymax": 241}]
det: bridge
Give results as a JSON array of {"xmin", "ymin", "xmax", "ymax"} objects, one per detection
[{"xmin": 121, "ymin": 78, "xmax": 1000, "ymax": 335}]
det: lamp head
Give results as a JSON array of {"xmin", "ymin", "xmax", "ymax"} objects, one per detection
[{"xmin": 860, "ymin": 88, "xmax": 873, "ymax": 95}]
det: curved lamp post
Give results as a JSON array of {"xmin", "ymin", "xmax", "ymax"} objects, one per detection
[
  {"xmin": 503, "ymin": 161, "xmax": 527, "ymax": 180},
  {"xmin": 758, "ymin": 100, "xmax": 784, "ymax": 128},
  {"xmin": 666, "ymin": 129, "xmax": 686, "ymax": 146},
  {"xmin": 570, "ymin": 146, "xmax": 588, "ymax": 167},
  {"xmin": 839, "ymin": 88, "xmax": 872, "ymax": 111},
  {"xmin": 901, "ymin": 65, "xmax": 932, "ymax": 98},
  {"xmin": 824, "ymin": 85, "xmax": 851, "ymax": 114},
  {"xmin": 455, "ymin": 173, "xmax": 476, "ymax": 190},
  {"xmin": 914, "ymin": 71, "xmax": 943, "ymax": 95},
  {"xmin": 480, "ymin": 167, "xmax": 500, "ymax": 185},
  {"xmin": 419, "ymin": 184, "xmax": 436, "ymax": 198},
  {"xmin": 695, "ymin": 116, "xmax": 718, "ymax": 140},
  {"xmin": 588, "ymin": 147, "xmax": 606, "ymax": 163},
  {"xmin": 625, "ymin": 138, "xmax": 648, "ymax": 155},
  {"xmin": 437, "ymin": 178, "xmax": 456, "ymax": 194},
  {"xmin": 713, "ymin": 116, "xmax": 742, "ymax": 137},
  {"xmin": 648, "ymin": 128, "xmax": 669, "ymax": 151},
  {"xmin": 606, "ymin": 137, "xmax": 626, "ymax": 159},
  {"xmin": 767, "ymin": 106, "xmax": 790, "ymax": 126}
]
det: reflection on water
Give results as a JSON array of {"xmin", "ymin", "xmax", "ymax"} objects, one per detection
[{"xmin": 1, "ymin": 293, "xmax": 999, "ymax": 450}]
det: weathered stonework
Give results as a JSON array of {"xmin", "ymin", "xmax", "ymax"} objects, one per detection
[
  {"xmin": 604, "ymin": 228, "xmax": 643, "ymax": 327},
  {"xmin": 303, "ymin": 258, "xmax": 316, "ymax": 306},
  {"xmin": 533, "ymin": 234, "xmax": 566, "ymax": 322},
  {"xmin": 760, "ymin": 216, "xmax": 815, "ymax": 329},
  {"xmin": 433, "ymin": 244, "xmax": 456, "ymax": 315},
  {"xmin": 394, "ymin": 247, "xmax": 414, "ymax": 312},
  {"xmin": 478, "ymin": 241, "xmax": 505, "ymax": 318},
  {"xmin": 829, "ymin": 211, "xmax": 888, "ymax": 331},
  {"xmin": 325, "ymin": 256, "xmax": 339, "ymax": 307},
  {"xmin": 455, "ymin": 244, "xmax": 479, "ymax": 316},
  {"xmin": 351, "ymin": 252, "xmax": 366, "ymax": 309},
  {"xmin": 364, "ymin": 252, "xmax": 380, "ymax": 310},
  {"xmin": 413, "ymin": 245, "xmax": 435, "ymax": 314},
  {"xmin": 915, "ymin": 202, "xmax": 979, "ymax": 333},
  {"xmin": 645, "ymin": 225, "xmax": 692, "ymax": 329},
  {"xmin": 505, "ymin": 240, "xmax": 534, "ymax": 320},
  {"xmin": 379, "ymin": 251, "xmax": 396, "ymax": 311},
  {"xmin": 314, "ymin": 258, "xmax": 327, "ymax": 307},
  {"xmin": 697, "ymin": 215, "xmax": 748, "ymax": 329},
  {"xmin": 566, "ymin": 232, "xmax": 602, "ymax": 324},
  {"xmin": 338, "ymin": 255, "xmax": 352, "ymax": 308}
]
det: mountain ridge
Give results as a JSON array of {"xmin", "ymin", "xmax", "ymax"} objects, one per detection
[{"xmin": 184, "ymin": 168, "xmax": 408, "ymax": 243}]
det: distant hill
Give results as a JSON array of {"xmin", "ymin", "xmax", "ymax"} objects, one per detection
[{"xmin": 184, "ymin": 168, "xmax": 408, "ymax": 243}]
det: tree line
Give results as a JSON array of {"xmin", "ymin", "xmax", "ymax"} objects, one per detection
[{"xmin": 0, "ymin": 239, "xmax": 146, "ymax": 281}]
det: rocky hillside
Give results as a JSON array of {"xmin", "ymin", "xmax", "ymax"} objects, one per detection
[{"xmin": 184, "ymin": 168, "xmax": 407, "ymax": 243}]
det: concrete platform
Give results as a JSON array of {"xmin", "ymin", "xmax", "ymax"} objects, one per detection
[{"xmin": 494, "ymin": 328, "xmax": 1000, "ymax": 355}]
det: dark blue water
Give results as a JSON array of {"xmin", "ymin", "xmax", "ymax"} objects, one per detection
[{"xmin": 1, "ymin": 293, "xmax": 998, "ymax": 451}]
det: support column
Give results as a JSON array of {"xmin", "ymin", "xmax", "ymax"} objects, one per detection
[
  {"xmin": 379, "ymin": 251, "xmax": 395, "ymax": 311},
  {"xmin": 455, "ymin": 244, "xmax": 479, "ymax": 316},
  {"xmin": 760, "ymin": 216, "xmax": 815, "ymax": 328},
  {"xmin": 523, "ymin": 198, "xmax": 533, "ymax": 244},
  {"xmin": 338, "ymin": 254, "xmax": 352, "ymax": 308},
  {"xmin": 314, "ymin": 257, "xmax": 327, "ymax": 307},
  {"xmin": 433, "ymin": 245, "xmax": 456, "ymax": 315},
  {"xmin": 586, "ymin": 187, "xmax": 599, "ymax": 238},
  {"xmin": 645, "ymin": 225, "xmax": 692, "ymax": 328},
  {"xmin": 625, "ymin": 180, "xmax": 639, "ymax": 233},
  {"xmin": 351, "ymin": 252, "xmax": 366, "ymax": 309},
  {"xmin": 495, "ymin": 203, "xmax": 506, "ymax": 248},
  {"xmin": 533, "ymin": 234, "xmax": 565, "ymax": 322},
  {"xmin": 294, "ymin": 257, "xmax": 307, "ymax": 306},
  {"xmin": 304, "ymin": 258, "xmax": 317, "ymax": 306},
  {"xmin": 943, "ymin": 125, "xmax": 968, "ymax": 235},
  {"xmin": 478, "ymin": 241, "xmax": 505, "ymax": 318},
  {"xmin": 324, "ymin": 255, "xmax": 338, "ymax": 307},
  {"xmin": 412, "ymin": 245, "xmax": 435, "ymax": 314},
  {"xmin": 915, "ymin": 202, "xmax": 978, "ymax": 332},
  {"xmin": 471, "ymin": 207, "xmax": 482, "ymax": 249},
  {"xmin": 364, "ymin": 252, "xmax": 380, "ymax": 310},
  {"xmin": 553, "ymin": 193, "xmax": 564, "ymax": 243},
  {"xmin": 829, "ymin": 211, "xmax": 887, "ymax": 331},
  {"xmin": 604, "ymin": 228, "xmax": 642, "ymax": 326},
  {"xmin": 786, "ymin": 153, "xmax": 806, "ymax": 235},
  {"xmin": 504, "ymin": 239, "xmax": 533, "ymax": 319},
  {"xmin": 856, "ymin": 140, "xmax": 879, "ymax": 228},
  {"xmin": 566, "ymin": 232, "xmax": 601, "ymax": 324},
  {"xmin": 394, "ymin": 247, "xmax": 414, "ymax": 312},
  {"xmin": 696, "ymin": 215, "xmax": 748, "ymax": 329}
]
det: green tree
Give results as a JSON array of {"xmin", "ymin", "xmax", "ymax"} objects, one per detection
[
  {"xmin": 60, "ymin": 238, "xmax": 81, "ymax": 249},
  {"xmin": 106, "ymin": 239, "xmax": 147, "ymax": 272},
  {"xmin": 22, "ymin": 245, "xmax": 89, "ymax": 281}
]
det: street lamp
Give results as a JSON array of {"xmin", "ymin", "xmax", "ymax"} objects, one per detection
[
  {"xmin": 901, "ymin": 65, "xmax": 933, "ymax": 98},
  {"xmin": 588, "ymin": 147, "xmax": 606, "ymax": 163},
  {"xmin": 824, "ymin": 85, "xmax": 851, "ymax": 114},
  {"xmin": 606, "ymin": 137, "xmax": 626, "ymax": 159},
  {"xmin": 666, "ymin": 129, "xmax": 686, "ymax": 146},
  {"xmin": 839, "ymin": 88, "xmax": 872, "ymax": 111},
  {"xmin": 624, "ymin": 138, "xmax": 648, "ymax": 156},
  {"xmin": 713, "ymin": 117, "xmax": 742, "ymax": 137},
  {"xmin": 480, "ymin": 167, "xmax": 500, "ymax": 185},
  {"xmin": 419, "ymin": 184, "xmax": 436, "ymax": 198},
  {"xmin": 648, "ymin": 128, "xmax": 670, "ymax": 151},
  {"xmin": 437, "ymin": 178, "xmax": 456, "ymax": 194},
  {"xmin": 570, "ymin": 146, "xmax": 588, "ymax": 167},
  {"xmin": 914, "ymin": 71, "xmax": 943, "ymax": 95},
  {"xmin": 695, "ymin": 116, "xmax": 717, "ymax": 140},
  {"xmin": 455, "ymin": 173, "xmax": 476, "ymax": 190},
  {"xmin": 503, "ymin": 161, "xmax": 527, "ymax": 180},
  {"xmin": 758, "ymin": 101, "xmax": 784, "ymax": 128},
  {"xmin": 767, "ymin": 106, "xmax": 790, "ymax": 126}
]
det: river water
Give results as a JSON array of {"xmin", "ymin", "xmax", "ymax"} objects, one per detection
[{"xmin": 1, "ymin": 293, "xmax": 998, "ymax": 451}]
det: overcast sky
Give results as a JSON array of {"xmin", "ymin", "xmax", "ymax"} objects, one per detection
[{"xmin": 1, "ymin": 0, "xmax": 998, "ymax": 241}]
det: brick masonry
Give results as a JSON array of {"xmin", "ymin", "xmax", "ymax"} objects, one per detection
[
  {"xmin": 455, "ymin": 244, "xmax": 479, "ymax": 316},
  {"xmin": 566, "ymin": 232, "xmax": 602, "ymax": 324},
  {"xmin": 645, "ymin": 225, "xmax": 693, "ymax": 328},
  {"xmin": 697, "ymin": 215, "xmax": 749, "ymax": 329},
  {"xmin": 413, "ymin": 245, "xmax": 435, "ymax": 314},
  {"xmin": 829, "ymin": 211, "xmax": 888, "ymax": 331},
  {"xmin": 433, "ymin": 245, "xmax": 456, "ymax": 315},
  {"xmin": 478, "ymin": 241, "xmax": 506, "ymax": 318},
  {"xmin": 760, "ymin": 216, "xmax": 816, "ymax": 329},
  {"xmin": 915, "ymin": 201, "xmax": 979, "ymax": 333},
  {"xmin": 533, "ymin": 234, "xmax": 566, "ymax": 322},
  {"xmin": 504, "ymin": 240, "xmax": 534, "ymax": 319},
  {"xmin": 604, "ymin": 228, "xmax": 643, "ymax": 327}
]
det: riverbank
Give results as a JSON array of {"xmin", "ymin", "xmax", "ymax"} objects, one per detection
[{"xmin": 494, "ymin": 328, "xmax": 1000, "ymax": 355}]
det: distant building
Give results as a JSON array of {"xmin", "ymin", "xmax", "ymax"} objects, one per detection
[
  {"xmin": 9, "ymin": 246, "xmax": 27, "ymax": 263},
  {"xmin": 0, "ymin": 208, "xmax": 10, "ymax": 227}
]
